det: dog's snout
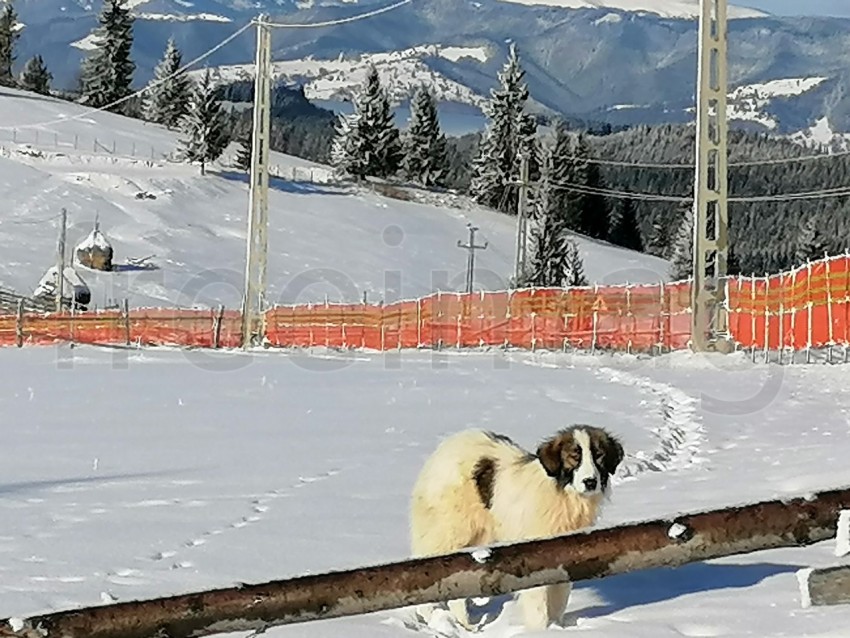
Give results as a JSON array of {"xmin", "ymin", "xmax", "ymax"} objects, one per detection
[{"xmin": 583, "ymin": 477, "xmax": 598, "ymax": 491}]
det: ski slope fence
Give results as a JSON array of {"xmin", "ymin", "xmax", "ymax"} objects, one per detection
[{"xmin": 0, "ymin": 255, "xmax": 847, "ymax": 353}]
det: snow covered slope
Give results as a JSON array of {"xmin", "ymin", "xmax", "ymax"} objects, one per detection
[
  {"xmin": 1, "ymin": 345, "xmax": 849, "ymax": 638},
  {"xmin": 199, "ymin": 45, "xmax": 492, "ymax": 109},
  {"xmin": 494, "ymin": 0, "xmax": 767, "ymax": 19},
  {"xmin": 0, "ymin": 87, "xmax": 668, "ymax": 310}
]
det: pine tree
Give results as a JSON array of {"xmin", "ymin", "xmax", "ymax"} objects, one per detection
[
  {"xmin": 564, "ymin": 238, "xmax": 588, "ymax": 286},
  {"xmin": 469, "ymin": 44, "xmax": 537, "ymax": 215},
  {"xmin": 330, "ymin": 109, "xmax": 366, "ymax": 178},
  {"xmin": 669, "ymin": 201, "xmax": 694, "ymax": 280},
  {"xmin": 179, "ymin": 70, "xmax": 229, "ymax": 176},
  {"xmin": 235, "ymin": 126, "xmax": 252, "ymax": 172},
  {"xmin": 143, "ymin": 37, "xmax": 192, "ymax": 128},
  {"xmin": 549, "ymin": 122, "xmax": 585, "ymax": 233},
  {"xmin": 330, "ymin": 65, "xmax": 401, "ymax": 179},
  {"xmin": 79, "ymin": 0, "xmax": 135, "ymax": 112},
  {"xmin": 609, "ymin": 198, "xmax": 643, "ymax": 251},
  {"xmin": 646, "ymin": 217, "xmax": 671, "ymax": 258},
  {"xmin": 576, "ymin": 133, "xmax": 610, "ymax": 240},
  {"xmin": 794, "ymin": 216, "xmax": 827, "ymax": 265},
  {"xmin": 0, "ymin": 0, "xmax": 19, "ymax": 87},
  {"xmin": 522, "ymin": 145, "xmax": 587, "ymax": 289},
  {"xmin": 402, "ymin": 84, "xmax": 448, "ymax": 187},
  {"xmin": 18, "ymin": 54, "xmax": 51, "ymax": 95}
]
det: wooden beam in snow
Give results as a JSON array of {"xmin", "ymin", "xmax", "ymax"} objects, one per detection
[{"xmin": 2, "ymin": 486, "xmax": 850, "ymax": 638}]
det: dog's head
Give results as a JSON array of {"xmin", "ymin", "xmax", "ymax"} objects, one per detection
[{"xmin": 536, "ymin": 426, "xmax": 624, "ymax": 496}]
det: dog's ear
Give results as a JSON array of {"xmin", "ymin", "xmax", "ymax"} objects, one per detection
[
  {"xmin": 537, "ymin": 437, "xmax": 563, "ymax": 478},
  {"xmin": 601, "ymin": 432, "xmax": 624, "ymax": 476}
]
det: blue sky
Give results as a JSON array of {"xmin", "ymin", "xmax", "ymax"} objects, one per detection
[{"xmin": 743, "ymin": 0, "xmax": 850, "ymax": 16}]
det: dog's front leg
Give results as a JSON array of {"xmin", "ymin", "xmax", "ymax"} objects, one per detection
[
  {"xmin": 447, "ymin": 598, "xmax": 475, "ymax": 630},
  {"xmin": 546, "ymin": 581, "xmax": 571, "ymax": 626},
  {"xmin": 518, "ymin": 586, "xmax": 550, "ymax": 631}
]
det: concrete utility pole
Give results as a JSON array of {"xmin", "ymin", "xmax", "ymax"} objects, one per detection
[
  {"xmin": 457, "ymin": 223, "xmax": 488, "ymax": 294},
  {"xmin": 55, "ymin": 208, "xmax": 67, "ymax": 313},
  {"xmin": 513, "ymin": 153, "xmax": 530, "ymax": 283},
  {"xmin": 241, "ymin": 14, "xmax": 273, "ymax": 349},
  {"xmin": 691, "ymin": 0, "xmax": 733, "ymax": 353}
]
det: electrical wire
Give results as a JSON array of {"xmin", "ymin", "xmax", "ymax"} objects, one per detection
[
  {"xmin": 0, "ymin": 20, "xmax": 254, "ymax": 131},
  {"xmin": 264, "ymin": 0, "xmax": 412, "ymax": 28},
  {"xmin": 547, "ymin": 180, "xmax": 850, "ymax": 203}
]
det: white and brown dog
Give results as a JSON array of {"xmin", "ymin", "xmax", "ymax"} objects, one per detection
[{"xmin": 409, "ymin": 426, "xmax": 624, "ymax": 631}]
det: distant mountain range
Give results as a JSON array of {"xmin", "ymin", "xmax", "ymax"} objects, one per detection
[{"xmin": 8, "ymin": 0, "xmax": 850, "ymax": 144}]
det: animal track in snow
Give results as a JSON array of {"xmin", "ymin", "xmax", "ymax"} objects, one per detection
[{"xmin": 595, "ymin": 366, "xmax": 706, "ymax": 481}]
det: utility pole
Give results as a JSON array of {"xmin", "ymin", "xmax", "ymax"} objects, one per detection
[
  {"xmin": 241, "ymin": 14, "xmax": 273, "ymax": 349},
  {"xmin": 513, "ymin": 153, "xmax": 530, "ymax": 284},
  {"xmin": 55, "ymin": 208, "xmax": 67, "ymax": 313},
  {"xmin": 457, "ymin": 223, "xmax": 488, "ymax": 294},
  {"xmin": 691, "ymin": 0, "xmax": 733, "ymax": 353}
]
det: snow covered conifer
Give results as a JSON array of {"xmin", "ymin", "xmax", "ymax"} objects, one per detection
[
  {"xmin": 402, "ymin": 84, "xmax": 448, "ymax": 187},
  {"xmin": 19, "ymin": 54, "xmax": 51, "ymax": 95},
  {"xmin": 330, "ymin": 110, "xmax": 367, "ymax": 178},
  {"xmin": 79, "ymin": 0, "xmax": 135, "ymax": 112},
  {"xmin": 143, "ymin": 37, "xmax": 191, "ymax": 128},
  {"xmin": 794, "ymin": 216, "xmax": 828, "ymax": 265},
  {"xmin": 235, "ymin": 127, "xmax": 252, "ymax": 173},
  {"xmin": 609, "ymin": 198, "xmax": 643, "ymax": 251},
  {"xmin": 523, "ymin": 146, "xmax": 573, "ymax": 288},
  {"xmin": 523, "ymin": 143, "xmax": 588, "ymax": 289},
  {"xmin": 669, "ymin": 201, "xmax": 695, "ymax": 280},
  {"xmin": 179, "ymin": 70, "xmax": 229, "ymax": 176},
  {"xmin": 576, "ymin": 133, "xmax": 609, "ymax": 240},
  {"xmin": 549, "ymin": 121, "xmax": 584, "ymax": 232},
  {"xmin": 331, "ymin": 65, "xmax": 401, "ymax": 179},
  {"xmin": 0, "ymin": 0, "xmax": 20, "ymax": 87},
  {"xmin": 564, "ymin": 238, "xmax": 588, "ymax": 287},
  {"xmin": 470, "ymin": 43, "xmax": 537, "ymax": 215}
]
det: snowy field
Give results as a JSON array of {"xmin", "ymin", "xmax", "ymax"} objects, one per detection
[
  {"xmin": 1, "ymin": 85, "xmax": 847, "ymax": 638},
  {"xmin": 0, "ymin": 87, "xmax": 667, "ymax": 310},
  {"xmin": 2, "ymin": 344, "xmax": 850, "ymax": 637}
]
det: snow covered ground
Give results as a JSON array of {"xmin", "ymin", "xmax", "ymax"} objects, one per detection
[
  {"xmin": 0, "ymin": 80, "xmax": 848, "ymax": 638},
  {"xmin": 1, "ymin": 345, "xmax": 849, "ymax": 638},
  {"xmin": 0, "ymin": 87, "xmax": 668, "ymax": 310}
]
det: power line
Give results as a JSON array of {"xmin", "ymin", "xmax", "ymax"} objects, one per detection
[
  {"xmin": 0, "ymin": 21, "xmax": 254, "ymax": 131},
  {"xmin": 265, "ymin": 0, "xmax": 412, "ymax": 28},
  {"xmin": 547, "ymin": 179, "xmax": 850, "ymax": 203}
]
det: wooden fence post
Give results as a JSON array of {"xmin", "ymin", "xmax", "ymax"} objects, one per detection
[
  {"xmin": 15, "ymin": 299, "xmax": 23, "ymax": 348},
  {"xmin": 213, "ymin": 305, "xmax": 224, "ymax": 349},
  {"xmin": 122, "ymin": 299, "xmax": 131, "ymax": 346}
]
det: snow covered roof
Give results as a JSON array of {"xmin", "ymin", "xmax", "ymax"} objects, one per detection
[
  {"xmin": 76, "ymin": 227, "xmax": 113, "ymax": 254},
  {"xmin": 33, "ymin": 266, "xmax": 90, "ymax": 299}
]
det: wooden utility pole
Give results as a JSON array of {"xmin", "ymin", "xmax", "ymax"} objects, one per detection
[
  {"xmin": 457, "ymin": 223, "xmax": 488, "ymax": 294},
  {"xmin": 240, "ymin": 14, "xmax": 273, "ymax": 349},
  {"xmin": 691, "ymin": 0, "xmax": 733, "ymax": 353},
  {"xmin": 513, "ymin": 153, "xmax": 529, "ymax": 283},
  {"xmin": 55, "ymin": 208, "xmax": 67, "ymax": 313},
  {"xmin": 2, "ymin": 486, "xmax": 849, "ymax": 638}
]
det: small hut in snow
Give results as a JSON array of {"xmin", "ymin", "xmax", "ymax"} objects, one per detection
[
  {"xmin": 33, "ymin": 266, "xmax": 91, "ymax": 311},
  {"xmin": 75, "ymin": 221, "xmax": 114, "ymax": 272}
]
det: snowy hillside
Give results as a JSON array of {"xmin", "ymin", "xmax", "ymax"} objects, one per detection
[
  {"xmin": 726, "ymin": 77, "xmax": 829, "ymax": 130},
  {"xmin": 197, "ymin": 45, "xmax": 492, "ymax": 110},
  {"xmin": 494, "ymin": 0, "xmax": 766, "ymax": 19},
  {"xmin": 0, "ymin": 87, "xmax": 668, "ymax": 311},
  {"xmin": 2, "ymin": 345, "xmax": 850, "ymax": 638}
]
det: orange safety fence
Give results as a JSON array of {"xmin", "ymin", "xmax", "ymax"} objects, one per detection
[
  {"xmin": 264, "ymin": 283, "xmax": 692, "ymax": 352},
  {"xmin": 1, "ymin": 256, "xmax": 848, "ymax": 355},
  {"xmin": 0, "ymin": 307, "xmax": 242, "ymax": 349},
  {"xmin": 727, "ymin": 255, "xmax": 850, "ymax": 351}
]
